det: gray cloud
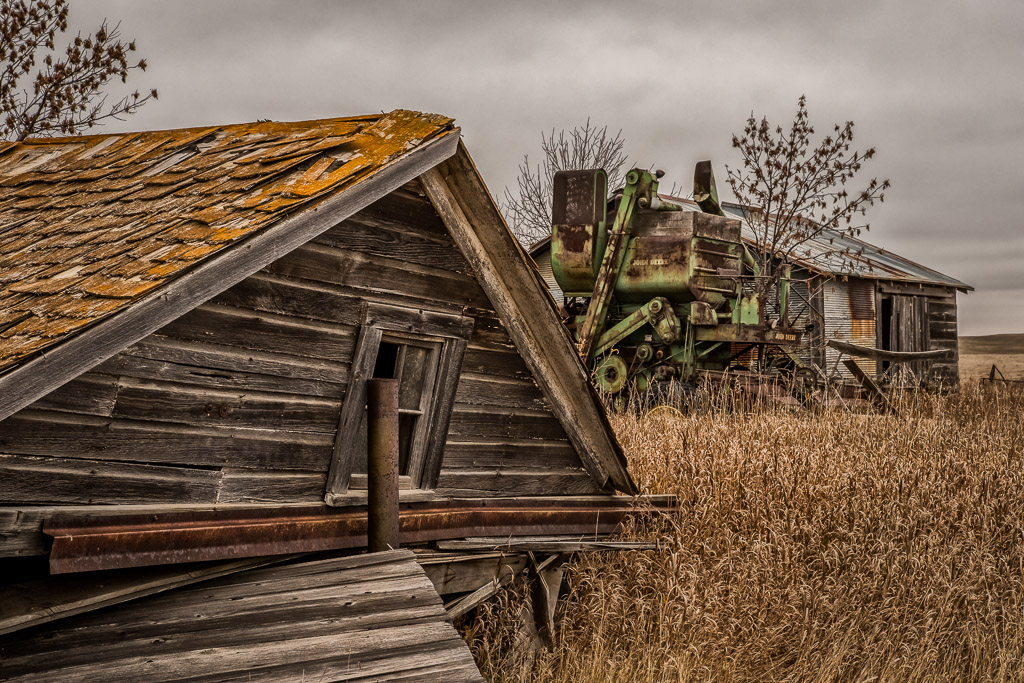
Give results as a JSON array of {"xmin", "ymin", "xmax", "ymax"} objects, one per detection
[{"xmin": 69, "ymin": 0, "xmax": 1024, "ymax": 335}]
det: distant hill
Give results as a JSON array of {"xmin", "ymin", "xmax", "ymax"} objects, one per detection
[{"xmin": 959, "ymin": 333, "xmax": 1024, "ymax": 355}]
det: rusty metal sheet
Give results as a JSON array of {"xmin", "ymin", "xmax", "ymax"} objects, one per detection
[
  {"xmin": 0, "ymin": 111, "xmax": 455, "ymax": 374},
  {"xmin": 43, "ymin": 497, "xmax": 675, "ymax": 574}
]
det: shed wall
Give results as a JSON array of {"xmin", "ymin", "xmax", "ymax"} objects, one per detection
[
  {"xmin": 822, "ymin": 278, "xmax": 878, "ymax": 378},
  {"xmin": 0, "ymin": 181, "xmax": 596, "ymax": 517}
]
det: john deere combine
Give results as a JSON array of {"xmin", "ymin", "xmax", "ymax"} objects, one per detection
[{"xmin": 550, "ymin": 163, "xmax": 802, "ymax": 404}]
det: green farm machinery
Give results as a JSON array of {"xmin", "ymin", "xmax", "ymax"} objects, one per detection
[{"xmin": 550, "ymin": 163, "xmax": 803, "ymax": 407}]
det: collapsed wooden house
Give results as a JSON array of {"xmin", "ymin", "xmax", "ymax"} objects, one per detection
[
  {"xmin": 0, "ymin": 111, "xmax": 661, "ymax": 680},
  {"xmin": 531, "ymin": 196, "xmax": 972, "ymax": 388}
]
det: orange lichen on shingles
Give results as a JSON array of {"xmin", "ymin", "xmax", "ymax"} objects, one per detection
[{"xmin": 0, "ymin": 110, "xmax": 454, "ymax": 372}]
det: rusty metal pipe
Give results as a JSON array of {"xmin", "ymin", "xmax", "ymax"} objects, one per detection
[{"xmin": 367, "ymin": 378, "xmax": 399, "ymax": 552}]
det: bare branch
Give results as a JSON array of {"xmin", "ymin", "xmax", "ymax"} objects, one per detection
[
  {"xmin": 502, "ymin": 119, "xmax": 627, "ymax": 246},
  {"xmin": 1, "ymin": 1, "xmax": 155, "ymax": 141}
]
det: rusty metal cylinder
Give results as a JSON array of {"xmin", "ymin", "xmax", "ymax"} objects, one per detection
[{"xmin": 366, "ymin": 378, "xmax": 400, "ymax": 553}]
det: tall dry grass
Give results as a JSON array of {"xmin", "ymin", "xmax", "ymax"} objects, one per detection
[{"xmin": 462, "ymin": 381, "xmax": 1024, "ymax": 682}]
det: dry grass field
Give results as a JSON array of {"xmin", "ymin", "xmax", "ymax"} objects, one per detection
[
  {"xmin": 463, "ymin": 381, "xmax": 1024, "ymax": 682},
  {"xmin": 960, "ymin": 333, "xmax": 1024, "ymax": 381}
]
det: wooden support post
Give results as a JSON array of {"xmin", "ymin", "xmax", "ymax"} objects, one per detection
[
  {"xmin": 528, "ymin": 552, "xmax": 567, "ymax": 647},
  {"xmin": 367, "ymin": 378, "xmax": 399, "ymax": 553}
]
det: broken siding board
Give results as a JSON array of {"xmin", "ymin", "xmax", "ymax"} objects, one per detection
[
  {"xmin": 0, "ymin": 454, "xmax": 222, "ymax": 505},
  {"xmin": 157, "ymin": 303, "xmax": 358, "ymax": 363},
  {"xmin": 0, "ymin": 410, "xmax": 334, "ymax": 470},
  {"xmin": 0, "ymin": 550, "xmax": 483, "ymax": 682},
  {"xmin": 28, "ymin": 373, "xmax": 119, "ymax": 417},
  {"xmin": 110, "ymin": 377, "xmax": 342, "ymax": 434},
  {"xmin": 420, "ymin": 553, "xmax": 529, "ymax": 595}
]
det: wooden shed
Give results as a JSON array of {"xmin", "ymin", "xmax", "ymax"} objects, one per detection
[{"xmin": 0, "ymin": 111, "xmax": 655, "ymax": 680}]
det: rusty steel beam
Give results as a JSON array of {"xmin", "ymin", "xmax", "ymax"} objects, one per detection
[{"xmin": 43, "ymin": 498, "xmax": 675, "ymax": 574}]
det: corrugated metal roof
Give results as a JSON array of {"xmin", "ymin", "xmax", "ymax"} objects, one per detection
[{"xmin": 0, "ymin": 110, "xmax": 456, "ymax": 373}]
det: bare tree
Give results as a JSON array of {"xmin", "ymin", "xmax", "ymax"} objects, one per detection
[
  {"xmin": 1, "ymin": 0, "xmax": 156, "ymax": 141},
  {"xmin": 725, "ymin": 95, "xmax": 890, "ymax": 280},
  {"xmin": 503, "ymin": 119, "xmax": 627, "ymax": 246}
]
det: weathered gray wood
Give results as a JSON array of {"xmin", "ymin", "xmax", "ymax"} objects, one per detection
[
  {"xmin": 529, "ymin": 552, "xmax": 567, "ymax": 646},
  {"xmin": 441, "ymin": 442, "xmax": 581, "ymax": 470},
  {"xmin": 0, "ymin": 453, "xmax": 223, "ymax": 505},
  {"xmin": 111, "ymin": 377, "xmax": 342, "ymax": 434},
  {"xmin": 267, "ymin": 241, "xmax": 491, "ymax": 309},
  {"xmin": 0, "ymin": 410, "xmax": 334, "ymax": 470},
  {"xmin": 96, "ymin": 350, "xmax": 347, "ymax": 399},
  {"xmin": 448, "ymin": 408, "xmax": 569, "ymax": 442},
  {"xmin": 157, "ymin": 303, "xmax": 357, "ymax": 362},
  {"xmin": 0, "ymin": 549, "xmax": 483, "ymax": 683},
  {"xmin": 435, "ymin": 469, "xmax": 599, "ymax": 497},
  {"xmin": 421, "ymin": 150, "xmax": 635, "ymax": 493},
  {"xmin": 453, "ymin": 375, "xmax": 550, "ymax": 411},
  {"xmin": 28, "ymin": 373, "xmax": 119, "ymax": 417},
  {"xmin": 317, "ymin": 215, "xmax": 472, "ymax": 272},
  {"xmin": 0, "ymin": 131, "xmax": 460, "ymax": 422},
  {"xmin": 213, "ymin": 272, "xmax": 365, "ymax": 326},
  {"xmin": 461, "ymin": 345, "xmax": 531, "ymax": 379},
  {"xmin": 419, "ymin": 553, "xmax": 528, "ymax": 596},
  {"xmin": 0, "ymin": 555, "xmax": 289, "ymax": 636},
  {"xmin": 446, "ymin": 552, "xmax": 561, "ymax": 620},
  {"xmin": 216, "ymin": 469, "xmax": 327, "ymax": 503},
  {"xmin": 324, "ymin": 313, "xmax": 382, "ymax": 499},
  {"xmin": 419, "ymin": 337, "xmax": 468, "ymax": 489},
  {"xmin": 122, "ymin": 335, "xmax": 350, "ymax": 385}
]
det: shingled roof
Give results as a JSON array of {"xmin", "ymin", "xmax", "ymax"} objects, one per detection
[{"xmin": 0, "ymin": 110, "xmax": 455, "ymax": 374}]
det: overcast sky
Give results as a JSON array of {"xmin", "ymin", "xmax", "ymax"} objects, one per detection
[{"xmin": 72, "ymin": 0, "xmax": 1023, "ymax": 335}]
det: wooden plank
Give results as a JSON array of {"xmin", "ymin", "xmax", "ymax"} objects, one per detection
[
  {"xmin": 267, "ymin": 241, "xmax": 492, "ymax": 309},
  {"xmin": 435, "ymin": 469, "xmax": 599, "ymax": 497},
  {"xmin": 216, "ymin": 469, "xmax": 327, "ymax": 504},
  {"xmin": 0, "ymin": 556, "xmax": 289, "ymax": 637},
  {"xmin": 316, "ymin": 215, "xmax": 472, "ymax": 271},
  {"xmin": 358, "ymin": 185, "xmax": 452, "ymax": 239},
  {"xmin": 420, "ymin": 553, "xmax": 528, "ymax": 596},
  {"xmin": 0, "ymin": 131, "xmax": 460, "ymax": 422},
  {"xmin": 454, "ymin": 375, "xmax": 550, "ymax": 411},
  {"xmin": 419, "ymin": 337, "xmax": 468, "ymax": 490},
  {"xmin": 121, "ymin": 335, "xmax": 350, "ymax": 385},
  {"xmin": 827, "ymin": 338, "xmax": 953, "ymax": 361},
  {"xmin": 111, "ymin": 377, "xmax": 341, "ymax": 434},
  {"xmin": 0, "ymin": 549, "xmax": 483, "ymax": 682},
  {"xmin": 324, "ymin": 314, "xmax": 382, "ymax": 499},
  {"xmin": 213, "ymin": 272, "xmax": 364, "ymax": 326},
  {"xmin": 0, "ymin": 410, "xmax": 334, "ymax": 470},
  {"xmin": 442, "ymin": 442, "xmax": 581, "ymax": 470},
  {"xmin": 28, "ymin": 373, "xmax": 119, "ymax": 417},
  {"xmin": 461, "ymin": 345, "xmax": 531, "ymax": 379},
  {"xmin": 156, "ymin": 303, "xmax": 357, "ymax": 363},
  {"xmin": 96, "ymin": 350, "xmax": 347, "ymax": 399},
  {"xmin": 420, "ymin": 149, "xmax": 634, "ymax": 494},
  {"xmin": 0, "ymin": 453, "xmax": 223, "ymax": 505},
  {"xmin": 448, "ymin": 408, "xmax": 569, "ymax": 442}
]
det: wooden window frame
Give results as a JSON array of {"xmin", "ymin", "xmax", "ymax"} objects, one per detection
[{"xmin": 324, "ymin": 302, "xmax": 472, "ymax": 504}]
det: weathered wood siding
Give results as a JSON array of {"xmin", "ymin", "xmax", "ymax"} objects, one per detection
[
  {"xmin": 927, "ymin": 291, "xmax": 959, "ymax": 387},
  {"xmin": 0, "ymin": 181, "xmax": 596, "ymax": 511},
  {"xmin": 0, "ymin": 550, "xmax": 484, "ymax": 682}
]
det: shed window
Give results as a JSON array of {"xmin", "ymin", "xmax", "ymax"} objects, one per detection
[{"xmin": 325, "ymin": 303, "xmax": 473, "ymax": 503}]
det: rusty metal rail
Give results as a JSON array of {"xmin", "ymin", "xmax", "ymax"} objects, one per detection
[{"xmin": 43, "ymin": 497, "xmax": 675, "ymax": 574}]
